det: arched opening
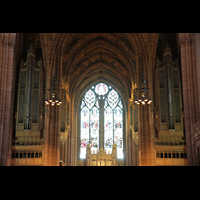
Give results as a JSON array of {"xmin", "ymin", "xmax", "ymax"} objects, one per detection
[{"xmin": 78, "ymin": 82, "xmax": 125, "ymax": 162}]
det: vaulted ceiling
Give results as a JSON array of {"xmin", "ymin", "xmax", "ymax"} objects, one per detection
[
  {"xmin": 62, "ymin": 33, "xmax": 136, "ymax": 100},
  {"xmin": 39, "ymin": 33, "xmax": 159, "ymax": 103}
]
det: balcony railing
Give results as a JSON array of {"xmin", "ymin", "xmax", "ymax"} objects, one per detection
[
  {"xmin": 154, "ymin": 140, "xmax": 185, "ymax": 146},
  {"xmin": 12, "ymin": 140, "xmax": 45, "ymax": 146}
]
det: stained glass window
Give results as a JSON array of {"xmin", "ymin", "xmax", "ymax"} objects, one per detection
[
  {"xmin": 104, "ymin": 106, "xmax": 113, "ymax": 154},
  {"xmin": 95, "ymin": 83, "xmax": 108, "ymax": 95},
  {"xmin": 114, "ymin": 106, "xmax": 123, "ymax": 158},
  {"xmin": 80, "ymin": 107, "xmax": 89, "ymax": 158},
  {"xmin": 90, "ymin": 107, "xmax": 99, "ymax": 154},
  {"xmin": 85, "ymin": 89, "xmax": 95, "ymax": 109},
  {"xmin": 80, "ymin": 83, "xmax": 123, "ymax": 159},
  {"xmin": 108, "ymin": 89, "xmax": 119, "ymax": 109}
]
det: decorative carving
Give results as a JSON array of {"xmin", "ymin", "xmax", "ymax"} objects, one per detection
[
  {"xmin": 156, "ymin": 43, "xmax": 183, "ymax": 133},
  {"xmin": 16, "ymin": 38, "xmax": 44, "ymax": 135},
  {"xmin": 86, "ymin": 144, "xmax": 118, "ymax": 166},
  {"xmin": 61, "ymin": 122, "xmax": 65, "ymax": 132}
]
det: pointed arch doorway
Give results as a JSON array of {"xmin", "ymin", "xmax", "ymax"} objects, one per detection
[{"xmin": 78, "ymin": 82, "xmax": 124, "ymax": 165}]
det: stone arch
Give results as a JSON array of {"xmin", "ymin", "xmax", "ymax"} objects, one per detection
[
  {"xmin": 73, "ymin": 78, "xmax": 129, "ymax": 165},
  {"xmin": 39, "ymin": 33, "xmax": 160, "ymax": 166}
]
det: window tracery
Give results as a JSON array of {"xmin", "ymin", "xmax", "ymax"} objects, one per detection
[{"xmin": 80, "ymin": 83, "xmax": 123, "ymax": 159}]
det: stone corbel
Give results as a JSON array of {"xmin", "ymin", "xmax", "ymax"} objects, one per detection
[
  {"xmin": 36, "ymin": 57, "xmax": 43, "ymax": 69},
  {"xmin": 149, "ymin": 104, "xmax": 155, "ymax": 123},
  {"xmin": 129, "ymin": 82, "xmax": 136, "ymax": 104},
  {"xmin": 130, "ymin": 125, "xmax": 134, "ymax": 136},
  {"xmin": 62, "ymin": 82, "xmax": 70, "ymax": 102},
  {"xmin": 132, "ymin": 132, "xmax": 138, "ymax": 145},
  {"xmin": 60, "ymin": 131, "xmax": 68, "ymax": 143}
]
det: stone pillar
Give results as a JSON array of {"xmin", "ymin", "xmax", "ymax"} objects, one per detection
[
  {"xmin": 64, "ymin": 140, "xmax": 68, "ymax": 165},
  {"xmin": 137, "ymin": 53, "xmax": 154, "ymax": 166},
  {"xmin": 178, "ymin": 33, "xmax": 200, "ymax": 166},
  {"xmin": 129, "ymin": 128, "xmax": 132, "ymax": 165},
  {"xmin": 43, "ymin": 56, "xmax": 61, "ymax": 166},
  {"xmin": 0, "ymin": 33, "xmax": 16, "ymax": 166},
  {"xmin": 139, "ymin": 105, "xmax": 152, "ymax": 166},
  {"xmin": 132, "ymin": 135, "xmax": 139, "ymax": 166},
  {"xmin": 194, "ymin": 34, "xmax": 200, "ymax": 117}
]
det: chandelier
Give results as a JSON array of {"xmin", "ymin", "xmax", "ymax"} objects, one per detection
[
  {"xmin": 134, "ymin": 76, "xmax": 152, "ymax": 105},
  {"xmin": 45, "ymin": 77, "xmax": 62, "ymax": 106}
]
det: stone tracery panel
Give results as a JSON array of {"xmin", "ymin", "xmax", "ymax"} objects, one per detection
[{"xmin": 80, "ymin": 82, "xmax": 124, "ymax": 159}]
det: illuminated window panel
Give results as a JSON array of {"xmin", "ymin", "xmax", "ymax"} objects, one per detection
[
  {"xmin": 95, "ymin": 83, "xmax": 108, "ymax": 95},
  {"xmin": 104, "ymin": 106, "xmax": 113, "ymax": 154},
  {"xmin": 80, "ymin": 107, "xmax": 89, "ymax": 158},
  {"xmin": 90, "ymin": 107, "xmax": 99, "ymax": 154},
  {"xmin": 108, "ymin": 89, "xmax": 119, "ymax": 109},
  {"xmin": 118, "ymin": 99, "xmax": 123, "ymax": 108},
  {"xmin": 114, "ymin": 106, "xmax": 123, "ymax": 159},
  {"xmin": 85, "ymin": 89, "xmax": 95, "ymax": 109},
  {"xmin": 80, "ymin": 83, "xmax": 123, "ymax": 159},
  {"xmin": 81, "ymin": 100, "xmax": 85, "ymax": 108}
]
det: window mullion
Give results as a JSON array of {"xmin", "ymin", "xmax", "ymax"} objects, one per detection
[
  {"xmin": 113, "ymin": 108, "xmax": 114, "ymax": 148},
  {"xmin": 89, "ymin": 108, "xmax": 91, "ymax": 146},
  {"xmin": 80, "ymin": 83, "xmax": 123, "ymax": 160},
  {"xmin": 99, "ymin": 97, "xmax": 104, "ymax": 149}
]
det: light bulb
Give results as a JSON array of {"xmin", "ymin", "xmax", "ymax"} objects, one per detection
[
  {"xmin": 148, "ymin": 98, "xmax": 152, "ymax": 103},
  {"xmin": 52, "ymin": 92, "xmax": 56, "ymax": 98}
]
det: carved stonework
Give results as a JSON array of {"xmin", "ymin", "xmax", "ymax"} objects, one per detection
[{"xmin": 86, "ymin": 144, "xmax": 118, "ymax": 166}]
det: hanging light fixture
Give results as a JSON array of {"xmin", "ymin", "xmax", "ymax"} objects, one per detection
[
  {"xmin": 45, "ymin": 77, "xmax": 62, "ymax": 106},
  {"xmin": 134, "ymin": 76, "xmax": 152, "ymax": 105}
]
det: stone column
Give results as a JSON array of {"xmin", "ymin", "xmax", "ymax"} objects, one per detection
[
  {"xmin": 178, "ymin": 33, "xmax": 200, "ymax": 166},
  {"xmin": 64, "ymin": 140, "xmax": 68, "ymax": 165},
  {"xmin": 43, "ymin": 56, "xmax": 61, "ymax": 166},
  {"xmin": 194, "ymin": 33, "xmax": 200, "ymax": 123},
  {"xmin": 129, "ymin": 128, "xmax": 132, "ymax": 165},
  {"xmin": 137, "ymin": 53, "xmax": 154, "ymax": 166},
  {"xmin": 0, "ymin": 33, "xmax": 16, "ymax": 166}
]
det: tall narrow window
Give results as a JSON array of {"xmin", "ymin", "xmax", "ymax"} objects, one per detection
[{"xmin": 80, "ymin": 83, "xmax": 123, "ymax": 159}]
